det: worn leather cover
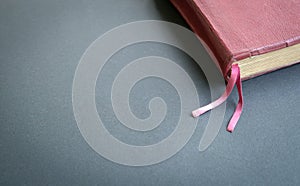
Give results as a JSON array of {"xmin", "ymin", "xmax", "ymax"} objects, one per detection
[{"xmin": 170, "ymin": 0, "xmax": 300, "ymax": 77}]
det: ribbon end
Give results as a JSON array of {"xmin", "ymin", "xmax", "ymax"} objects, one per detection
[
  {"xmin": 192, "ymin": 109, "xmax": 208, "ymax": 117},
  {"xmin": 192, "ymin": 110, "xmax": 200, "ymax": 118},
  {"xmin": 226, "ymin": 127, "xmax": 234, "ymax": 133}
]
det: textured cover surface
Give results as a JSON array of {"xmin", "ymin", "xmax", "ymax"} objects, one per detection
[{"xmin": 170, "ymin": 0, "xmax": 300, "ymax": 76}]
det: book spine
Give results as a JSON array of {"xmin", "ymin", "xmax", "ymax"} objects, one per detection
[{"xmin": 170, "ymin": 0, "xmax": 233, "ymax": 77}]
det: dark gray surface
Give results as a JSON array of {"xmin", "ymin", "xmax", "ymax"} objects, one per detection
[{"xmin": 1, "ymin": 0, "xmax": 299, "ymax": 185}]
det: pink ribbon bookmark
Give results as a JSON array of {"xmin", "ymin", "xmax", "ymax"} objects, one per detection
[{"xmin": 192, "ymin": 64, "xmax": 243, "ymax": 132}]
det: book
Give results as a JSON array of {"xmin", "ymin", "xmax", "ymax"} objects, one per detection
[
  {"xmin": 170, "ymin": 0, "xmax": 300, "ymax": 132},
  {"xmin": 170, "ymin": 0, "xmax": 300, "ymax": 80}
]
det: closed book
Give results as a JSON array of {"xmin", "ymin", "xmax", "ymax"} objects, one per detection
[
  {"xmin": 170, "ymin": 0, "xmax": 300, "ymax": 131},
  {"xmin": 170, "ymin": 0, "xmax": 300, "ymax": 80}
]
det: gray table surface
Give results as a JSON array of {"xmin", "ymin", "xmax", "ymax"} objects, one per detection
[{"xmin": 1, "ymin": 0, "xmax": 299, "ymax": 185}]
